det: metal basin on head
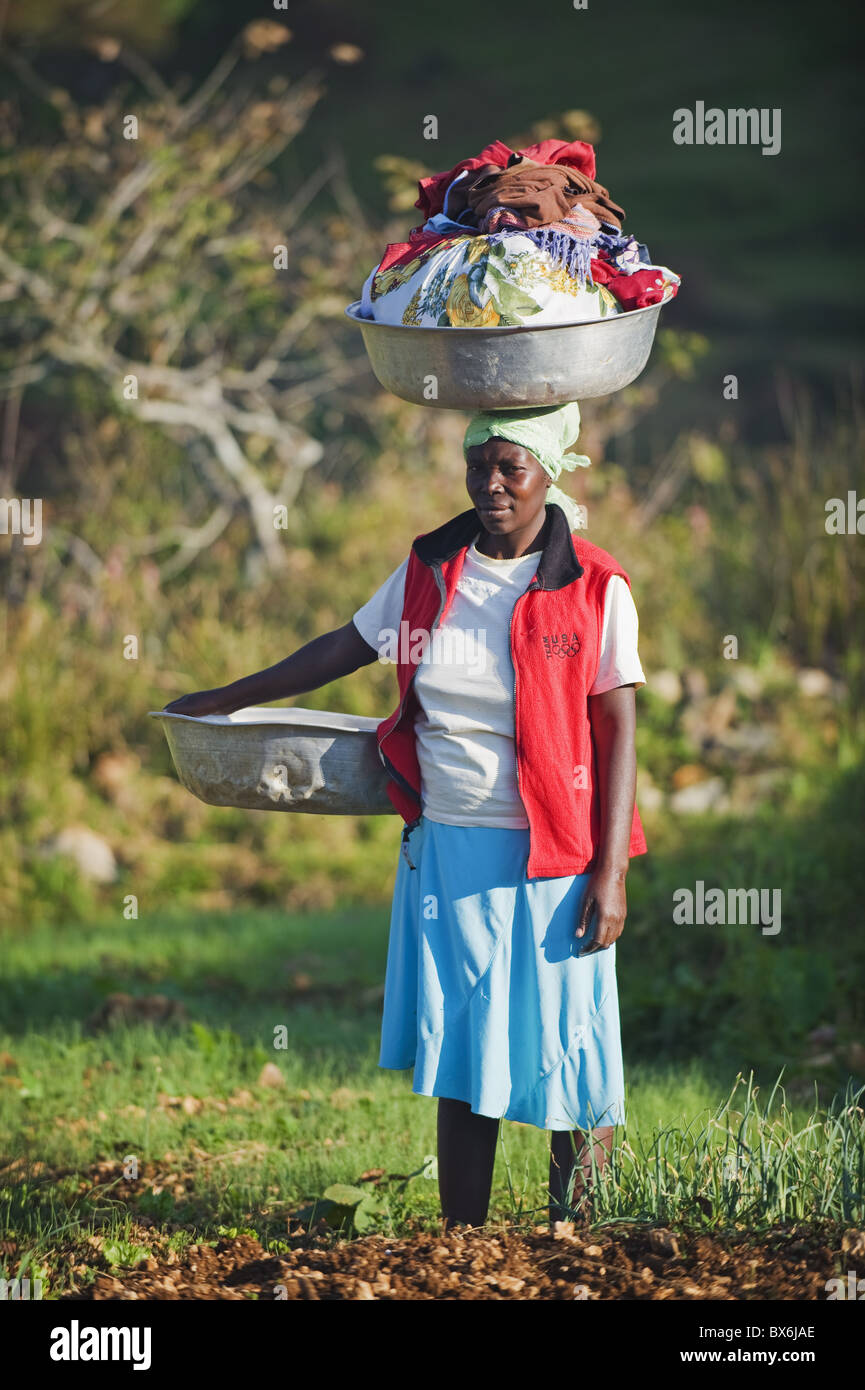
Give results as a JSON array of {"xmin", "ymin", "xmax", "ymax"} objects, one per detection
[
  {"xmin": 150, "ymin": 707, "xmax": 396, "ymax": 816},
  {"xmin": 344, "ymin": 298, "xmax": 665, "ymax": 409}
]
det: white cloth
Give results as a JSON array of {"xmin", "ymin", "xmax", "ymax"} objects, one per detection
[{"xmin": 352, "ymin": 539, "xmax": 645, "ymax": 829}]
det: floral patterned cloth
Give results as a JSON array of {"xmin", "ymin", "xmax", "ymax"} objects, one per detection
[{"xmin": 360, "ymin": 230, "xmax": 625, "ymax": 328}]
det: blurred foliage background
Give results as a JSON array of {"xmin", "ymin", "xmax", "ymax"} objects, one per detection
[{"xmin": 0, "ymin": 0, "xmax": 863, "ymax": 1081}]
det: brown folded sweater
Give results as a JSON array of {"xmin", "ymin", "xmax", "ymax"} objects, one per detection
[{"xmin": 447, "ymin": 155, "xmax": 625, "ymax": 231}]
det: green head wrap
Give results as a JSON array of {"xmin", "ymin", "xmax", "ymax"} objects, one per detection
[{"xmin": 462, "ymin": 402, "xmax": 589, "ymax": 531}]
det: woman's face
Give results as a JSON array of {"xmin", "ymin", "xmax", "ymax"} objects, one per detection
[{"xmin": 465, "ymin": 438, "xmax": 549, "ymax": 534}]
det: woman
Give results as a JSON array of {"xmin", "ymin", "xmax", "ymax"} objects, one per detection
[{"xmin": 164, "ymin": 401, "xmax": 648, "ymax": 1233}]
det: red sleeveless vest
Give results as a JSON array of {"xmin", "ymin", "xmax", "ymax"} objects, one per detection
[{"xmin": 374, "ymin": 503, "xmax": 647, "ymax": 879}]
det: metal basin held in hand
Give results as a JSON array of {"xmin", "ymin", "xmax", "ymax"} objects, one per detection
[
  {"xmin": 150, "ymin": 707, "xmax": 397, "ymax": 816},
  {"xmin": 344, "ymin": 298, "xmax": 666, "ymax": 409}
]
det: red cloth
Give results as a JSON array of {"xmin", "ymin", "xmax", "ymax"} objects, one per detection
[
  {"xmin": 588, "ymin": 257, "xmax": 616, "ymax": 285},
  {"xmin": 375, "ymin": 507, "xmax": 647, "ymax": 880},
  {"xmin": 604, "ymin": 266, "xmax": 676, "ymax": 311},
  {"xmin": 415, "ymin": 139, "xmax": 597, "ymax": 222},
  {"xmin": 375, "ymin": 229, "xmax": 454, "ymax": 277}
]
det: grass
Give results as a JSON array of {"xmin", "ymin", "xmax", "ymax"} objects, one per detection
[
  {"xmin": 562, "ymin": 1072, "xmax": 865, "ymax": 1229},
  {"xmin": 2, "ymin": 874, "xmax": 863, "ymax": 1297},
  {"xmin": 3, "ymin": 666, "xmax": 863, "ymax": 1297}
]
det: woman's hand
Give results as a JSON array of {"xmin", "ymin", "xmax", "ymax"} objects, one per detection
[
  {"xmin": 162, "ymin": 688, "xmax": 238, "ymax": 718},
  {"xmin": 575, "ymin": 865, "xmax": 627, "ymax": 955}
]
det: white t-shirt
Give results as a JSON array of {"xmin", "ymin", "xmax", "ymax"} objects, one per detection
[{"xmin": 352, "ymin": 539, "xmax": 646, "ymax": 829}]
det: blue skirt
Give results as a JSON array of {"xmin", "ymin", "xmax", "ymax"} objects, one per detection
[{"xmin": 377, "ymin": 816, "xmax": 626, "ymax": 1132}]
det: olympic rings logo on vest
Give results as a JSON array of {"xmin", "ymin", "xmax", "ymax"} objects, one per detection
[{"xmin": 542, "ymin": 632, "xmax": 582, "ymax": 659}]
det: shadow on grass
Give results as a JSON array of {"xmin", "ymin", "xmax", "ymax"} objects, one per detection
[{"xmin": 0, "ymin": 903, "xmax": 391, "ymax": 1064}]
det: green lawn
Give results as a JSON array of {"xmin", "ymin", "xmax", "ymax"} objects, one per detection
[{"xmin": 2, "ymin": 831, "xmax": 864, "ymax": 1297}]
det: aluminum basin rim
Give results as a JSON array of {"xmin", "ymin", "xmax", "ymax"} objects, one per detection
[
  {"xmin": 148, "ymin": 710, "xmax": 382, "ymax": 734},
  {"xmin": 343, "ymin": 297, "xmax": 664, "ymax": 336}
]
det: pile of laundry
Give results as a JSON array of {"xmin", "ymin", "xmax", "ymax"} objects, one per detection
[{"xmin": 358, "ymin": 138, "xmax": 681, "ymax": 329}]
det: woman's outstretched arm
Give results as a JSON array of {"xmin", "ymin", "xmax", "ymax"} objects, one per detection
[{"xmin": 163, "ymin": 621, "xmax": 380, "ymax": 717}]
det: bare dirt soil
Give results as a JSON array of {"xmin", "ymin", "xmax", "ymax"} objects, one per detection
[{"xmin": 60, "ymin": 1221, "xmax": 860, "ymax": 1301}]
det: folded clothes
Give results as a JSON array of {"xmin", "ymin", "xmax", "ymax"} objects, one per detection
[
  {"xmin": 360, "ymin": 231, "xmax": 624, "ymax": 328},
  {"xmin": 413, "ymin": 138, "xmax": 599, "ymax": 222},
  {"xmin": 358, "ymin": 137, "xmax": 680, "ymax": 327},
  {"xmin": 595, "ymin": 229, "xmax": 652, "ymax": 268},
  {"xmin": 449, "ymin": 157, "xmax": 625, "ymax": 231},
  {"xmin": 483, "ymin": 206, "xmax": 601, "ymax": 286},
  {"xmin": 592, "ymin": 264, "xmax": 679, "ymax": 312}
]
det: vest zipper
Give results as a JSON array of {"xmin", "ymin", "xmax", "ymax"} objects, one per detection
[{"xmin": 510, "ymin": 574, "xmax": 542, "ymax": 858}]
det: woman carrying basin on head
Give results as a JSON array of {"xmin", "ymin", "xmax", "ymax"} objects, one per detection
[{"xmin": 164, "ymin": 400, "xmax": 648, "ymax": 1230}]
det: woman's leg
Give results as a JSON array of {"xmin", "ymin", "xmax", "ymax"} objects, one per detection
[
  {"xmin": 437, "ymin": 1097, "xmax": 500, "ymax": 1231},
  {"xmin": 548, "ymin": 1124, "xmax": 614, "ymax": 1225}
]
